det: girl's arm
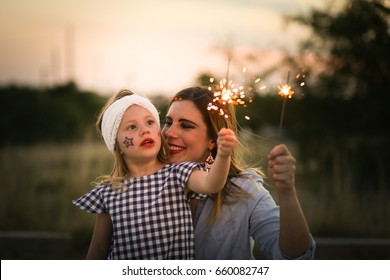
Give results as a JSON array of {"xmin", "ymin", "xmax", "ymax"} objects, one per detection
[
  {"xmin": 86, "ymin": 212, "xmax": 113, "ymax": 259},
  {"xmin": 268, "ymin": 144, "xmax": 312, "ymax": 258},
  {"xmin": 187, "ymin": 128, "xmax": 236, "ymax": 194}
]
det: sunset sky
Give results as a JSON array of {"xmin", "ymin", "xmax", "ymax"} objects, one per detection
[{"xmin": 0, "ymin": 0, "xmax": 328, "ymax": 96}]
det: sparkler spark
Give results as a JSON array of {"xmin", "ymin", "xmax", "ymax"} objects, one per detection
[
  {"xmin": 278, "ymin": 70, "xmax": 294, "ymax": 99},
  {"xmin": 278, "ymin": 84, "xmax": 294, "ymax": 98},
  {"xmin": 207, "ymin": 61, "xmax": 261, "ymax": 121},
  {"xmin": 207, "ymin": 76, "xmax": 257, "ymax": 119}
]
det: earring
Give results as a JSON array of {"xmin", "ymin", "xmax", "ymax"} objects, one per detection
[{"xmin": 205, "ymin": 152, "xmax": 215, "ymax": 171}]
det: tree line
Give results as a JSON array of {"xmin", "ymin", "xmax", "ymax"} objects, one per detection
[{"xmin": 0, "ymin": 82, "xmax": 105, "ymax": 145}]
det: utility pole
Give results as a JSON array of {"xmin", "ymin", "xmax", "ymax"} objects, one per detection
[{"xmin": 65, "ymin": 25, "xmax": 75, "ymax": 83}]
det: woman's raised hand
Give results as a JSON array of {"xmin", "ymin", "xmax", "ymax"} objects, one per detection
[{"xmin": 268, "ymin": 144, "xmax": 296, "ymax": 193}]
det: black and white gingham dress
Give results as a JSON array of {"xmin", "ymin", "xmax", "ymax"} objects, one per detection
[{"xmin": 73, "ymin": 161, "xmax": 205, "ymax": 259}]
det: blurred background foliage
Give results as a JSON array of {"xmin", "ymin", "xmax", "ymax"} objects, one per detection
[
  {"xmin": 0, "ymin": 82, "xmax": 105, "ymax": 145},
  {"xmin": 0, "ymin": 0, "xmax": 389, "ymax": 258}
]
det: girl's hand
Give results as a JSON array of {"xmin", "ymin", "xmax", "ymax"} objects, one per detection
[{"xmin": 216, "ymin": 128, "xmax": 237, "ymax": 158}]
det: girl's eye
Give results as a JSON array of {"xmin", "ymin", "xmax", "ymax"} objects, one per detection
[
  {"xmin": 127, "ymin": 124, "xmax": 136, "ymax": 130},
  {"xmin": 147, "ymin": 120, "xmax": 154, "ymax": 125}
]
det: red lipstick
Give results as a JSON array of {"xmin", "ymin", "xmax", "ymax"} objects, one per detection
[{"xmin": 141, "ymin": 138, "xmax": 154, "ymax": 147}]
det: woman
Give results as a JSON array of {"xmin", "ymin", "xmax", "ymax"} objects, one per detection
[{"xmin": 162, "ymin": 86, "xmax": 315, "ymax": 259}]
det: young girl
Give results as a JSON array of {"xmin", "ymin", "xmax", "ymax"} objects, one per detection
[{"xmin": 72, "ymin": 89, "xmax": 236, "ymax": 260}]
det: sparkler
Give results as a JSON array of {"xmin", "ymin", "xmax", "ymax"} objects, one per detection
[
  {"xmin": 207, "ymin": 59, "xmax": 261, "ymax": 121},
  {"xmin": 277, "ymin": 68, "xmax": 306, "ymax": 138},
  {"xmin": 277, "ymin": 70, "xmax": 293, "ymax": 139}
]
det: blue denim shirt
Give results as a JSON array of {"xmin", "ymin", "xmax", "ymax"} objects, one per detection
[{"xmin": 193, "ymin": 170, "xmax": 316, "ymax": 260}]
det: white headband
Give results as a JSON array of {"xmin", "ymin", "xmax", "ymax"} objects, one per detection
[{"xmin": 101, "ymin": 94, "xmax": 160, "ymax": 152}]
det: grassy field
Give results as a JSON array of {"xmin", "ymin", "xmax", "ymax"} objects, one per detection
[
  {"xmin": 0, "ymin": 142, "xmax": 112, "ymax": 232},
  {"xmin": 1, "ymin": 137, "xmax": 389, "ymax": 259}
]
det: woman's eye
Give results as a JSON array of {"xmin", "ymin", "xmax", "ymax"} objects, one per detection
[
  {"xmin": 181, "ymin": 123, "xmax": 195, "ymax": 129},
  {"xmin": 164, "ymin": 119, "xmax": 172, "ymax": 126}
]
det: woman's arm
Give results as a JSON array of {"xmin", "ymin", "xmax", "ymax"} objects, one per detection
[
  {"xmin": 86, "ymin": 212, "xmax": 113, "ymax": 259},
  {"xmin": 187, "ymin": 128, "xmax": 236, "ymax": 194},
  {"xmin": 268, "ymin": 144, "xmax": 312, "ymax": 258}
]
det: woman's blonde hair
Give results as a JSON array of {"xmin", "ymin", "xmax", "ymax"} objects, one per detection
[
  {"xmin": 170, "ymin": 86, "xmax": 264, "ymax": 224},
  {"xmin": 95, "ymin": 89, "xmax": 169, "ymax": 189}
]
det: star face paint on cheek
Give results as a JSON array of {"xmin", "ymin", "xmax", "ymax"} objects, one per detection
[{"xmin": 123, "ymin": 136, "xmax": 134, "ymax": 148}]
